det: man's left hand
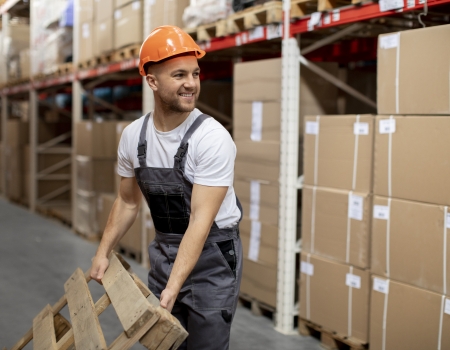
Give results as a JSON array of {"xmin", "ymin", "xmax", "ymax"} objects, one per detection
[{"xmin": 160, "ymin": 288, "xmax": 178, "ymax": 312}]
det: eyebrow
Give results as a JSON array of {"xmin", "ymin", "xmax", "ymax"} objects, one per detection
[{"xmin": 171, "ymin": 68, "xmax": 200, "ymax": 75}]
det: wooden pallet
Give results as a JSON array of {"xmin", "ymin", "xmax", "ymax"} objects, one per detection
[
  {"xmin": 2, "ymin": 77, "xmax": 30, "ymax": 87},
  {"xmin": 291, "ymin": 0, "xmax": 318, "ymax": 18},
  {"xmin": 113, "ymin": 44, "xmax": 141, "ymax": 62},
  {"xmin": 74, "ymin": 228, "xmax": 101, "ymax": 242},
  {"xmin": 318, "ymin": 0, "xmax": 362, "ymax": 12},
  {"xmin": 238, "ymin": 293, "xmax": 275, "ymax": 318},
  {"xmin": 36, "ymin": 205, "xmax": 72, "ymax": 227},
  {"xmin": 299, "ymin": 318, "xmax": 368, "ymax": 350},
  {"xmin": 117, "ymin": 244, "xmax": 143, "ymax": 264},
  {"xmin": 6, "ymin": 252, "xmax": 188, "ymax": 350},
  {"xmin": 77, "ymin": 57, "xmax": 100, "ymax": 70}
]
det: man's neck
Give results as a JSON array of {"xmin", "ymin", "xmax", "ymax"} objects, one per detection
[{"xmin": 152, "ymin": 106, "xmax": 191, "ymax": 132}]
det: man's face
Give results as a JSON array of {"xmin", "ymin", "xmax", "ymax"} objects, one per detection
[{"xmin": 148, "ymin": 55, "xmax": 201, "ymax": 113}]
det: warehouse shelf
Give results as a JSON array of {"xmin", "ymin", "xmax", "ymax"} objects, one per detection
[{"xmin": 0, "ymin": 0, "xmax": 25, "ymax": 15}]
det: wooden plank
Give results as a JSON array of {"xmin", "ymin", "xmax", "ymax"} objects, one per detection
[
  {"xmin": 54, "ymin": 313, "xmax": 71, "ymax": 342},
  {"xmin": 57, "ymin": 293, "xmax": 111, "ymax": 350},
  {"xmin": 64, "ymin": 268, "xmax": 107, "ymax": 350},
  {"xmin": 32, "ymin": 304, "xmax": 58, "ymax": 350},
  {"xmin": 102, "ymin": 253, "xmax": 157, "ymax": 338},
  {"xmin": 139, "ymin": 310, "xmax": 174, "ymax": 349},
  {"xmin": 156, "ymin": 317, "xmax": 188, "ymax": 350}
]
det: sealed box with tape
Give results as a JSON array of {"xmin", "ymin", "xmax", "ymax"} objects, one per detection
[
  {"xmin": 370, "ymin": 276, "xmax": 450, "ymax": 350},
  {"xmin": 303, "ymin": 115, "xmax": 375, "ymax": 193},
  {"xmin": 371, "ymin": 196, "xmax": 450, "ymax": 295},
  {"xmin": 374, "ymin": 116, "xmax": 450, "ymax": 206},
  {"xmin": 377, "ymin": 24, "xmax": 450, "ymax": 115},
  {"xmin": 301, "ymin": 185, "xmax": 372, "ymax": 269},
  {"xmin": 300, "ymin": 253, "xmax": 370, "ymax": 344}
]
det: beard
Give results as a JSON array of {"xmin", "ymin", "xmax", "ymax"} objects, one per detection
[{"xmin": 158, "ymin": 88, "xmax": 199, "ymax": 114}]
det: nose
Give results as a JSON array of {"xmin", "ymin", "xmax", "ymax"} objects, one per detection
[{"xmin": 183, "ymin": 74, "xmax": 197, "ymax": 89}]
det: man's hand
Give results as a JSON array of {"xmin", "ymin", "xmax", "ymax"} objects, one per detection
[
  {"xmin": 90, "ymin": 255, "xmax": 110, "ymax": 284},
  {"xmin": 160, "ymin": 288, "xmax": 178, "ymax": 312}
]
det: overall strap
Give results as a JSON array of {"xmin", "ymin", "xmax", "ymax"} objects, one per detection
[
  {"xmin": 137, "ymin": 112, "xmax": 151, "ymax": 168},
  {"xmin": 174, "ymin": 114, "xmax": 211, "ymax": 171}
]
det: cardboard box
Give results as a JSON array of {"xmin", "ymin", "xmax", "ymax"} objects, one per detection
[
  {"xmin": 95, "ymin": 0, "xmax": 114, "ymax": 21},
  {"xmin": 115, "ymin": 121, "xmax": 131, "ymax": 151},
  {"xmin": 78, "ymin": 0, "xmax": 95, "ymax": 22},
  {"xmin": 303, "ymin": 115, "xmax": 374, "ymax": 193},
  {"xmin": 75, "ymin": 190, "xmax": 100, "ymax": 238},
  {"xmin": 302, "ymin": 185, "xmax": 371, "ymax": 269},
  {"xmin": 370, "ymin": 276, "xmax": 450, "ymax": 350},
  {"xmin": 240, "ymin": 218, "xmax": 277, "ymax": 266},
  {"xmin": 372, "ymin": 196, "xmax": 450, "ymax": 294},
  {"xmin": 149, "ymin": 0, "xmax": 189, "ymax": 30},
  {"xmin": 114, "ymin": 1, "xmax": 143, "ymax": 50},
  {"xmin": 234, "ymin": 158, "xmax": 279, "ymax": 184},
  {"xmin": 94, "ymin": 18, "xmax": 114, "ymax": 56},
  {"xmin": 374, "ymin": 116, "xmax": 450, "ymax": 206},
  {"xmin": 76, "ymin": 121, "xmax": 119, "ymax": 158},
  {"xmin": 300, "ymin": 253, "xmax": 370, "ymax": 343},
  {"xmin": 6, "ymin": 120, "xmax": 28, "ymax": 147},
  {"xmin": 234, "ymin": 58, "xmax": 282, "ymax": 102},
  {"xmin": 233, "ymin": 101, "xmax": 281, "ymax": 142},
  {"xmin": 76, "ymin": 156, "xmax": 116, "ymax": 193},
  {"xmin": 5, "ymin": 146, "xmax": 24, "ymax": 201},
  {"xmin": 377, "ymin": 24, "xmax": 450, "ymax": 115},
  {"xmin": 234, "ymin": 179, "xmax": 279, "ymax": 226},
  {"xmin": 78, "ymin": 21, "xmax": 95, "ymax": 62},
  {"xmin": 235, "ymin": 140, "xmax": 280, "ymax": 166},
  {"xmin": 240, "ymin": 258, "xmax": 277, "ymax": 308}
]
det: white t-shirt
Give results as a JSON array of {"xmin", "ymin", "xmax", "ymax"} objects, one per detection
[{"xmin": 117, "ymin": 108, "xmax": 241, "ymax": 228}]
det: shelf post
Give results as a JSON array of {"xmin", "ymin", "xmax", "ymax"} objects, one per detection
[
  {"xmin": 29, "ymin": 89, "xmax": 37, "ymax": 212},
  {"xmin": 275, "ymin": 0, "xmax": 300, "ymax": 335},
  {"xmin": 1, "ymin": 12, "xmax": 10, "ymax": 198}
]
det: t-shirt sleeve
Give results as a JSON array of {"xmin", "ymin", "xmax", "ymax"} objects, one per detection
[
  {"xmin": 193, "ymin": 126, "xmax": 236, "ymax": 187},
  {"xmin": 117, "ymin": 125, "xmax": 135, "ymax": 178}
]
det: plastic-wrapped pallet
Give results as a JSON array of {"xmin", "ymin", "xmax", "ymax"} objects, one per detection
[{"xmin": 182, "ymin": 0, "xmax": 233, "ymax": 28}]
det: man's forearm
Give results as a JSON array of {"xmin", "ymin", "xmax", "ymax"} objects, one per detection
[
  {"xmin": 95, "ymin": 197, "xmax": 141, "ymax": 258},
  {"xmin": 165, "ymin": 219, "xmax": 211, "ymax": 294}
]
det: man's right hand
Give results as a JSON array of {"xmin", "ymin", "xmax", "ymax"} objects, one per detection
[{"xmin": 90, "ymin": 255, "xmax": 110, "ymax": 284}]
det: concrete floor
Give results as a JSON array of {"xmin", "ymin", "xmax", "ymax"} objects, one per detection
[{"xmin": 0, "ymin": 198, "xmax": 321, "ymax": 350}]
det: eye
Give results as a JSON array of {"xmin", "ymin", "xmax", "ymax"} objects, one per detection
[{"xmin": 193, "ymin": 72, "xmax": 200, "ymax": 77}]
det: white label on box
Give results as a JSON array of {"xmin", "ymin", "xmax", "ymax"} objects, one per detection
[
  {"xmin": 374, "ymin": 205, "xmax": 390, "ymax": 220},
  {"xmin": 132, "ymin": 0, "xmax": 141, "ymax": 10},
  {"xmin": 323, "ymin": 13, "xmax": 331, "ymax": 25},
  {"xmin": 305, "ymin": 121, "xmax": 319, "ymax": 135},
  {"xmin": 249, "ymin": 181, "xmax": 260, "ymax": 221},
  {"xmin": 116, "ymin": 124, "xmax": 124, "ymax": 134},
  {"xmin": 308, "ymin": 12, "xmax": 321, "ymax": 31},
  {"xmin": 446, "ymin": 213, "xmax": 450, "ymax": 229},
  {"xmin": 249, "ymin": 26, "xmax": 264, "ymax": 41},
  {"xmin": 379, "ymin": 33, "xmax": 399, "ymax": 49},
  {"xmin": 373, "ymin": 278, "xmax": 389, "ymax": 294},
  {"xmin": 445, "ymin": 299, "xmax": 450, "ymax": 315},
  {"xmin": 379, "ymin": 119, "xmax": 396, "ymax": 134},
  {"xmin": 82, "ymin": 23, "xmax": 90, "ymax": 38},
  {"xmin": 86, "ymin": 123, "xmax": 92, "ymax": 131},
  {"xmin": 301, "ymin": 261, "xmax": 314, "ymax": 276},
  {"xmin": 346, "ymin": 273, "xmax": 361, "ymax": 289},
  {"xmin": 241, "ymin": 32, "xmax": 248, "ymax": 44},
  {"xmin": 115, "ymin": 10, "xmax": 122, "ymax": 19},
  {"xmin": 354, "ymin": 122, "xmax": 369, "ymax": 135},
  {"xmin": 251, "ymin": 101, "xmax": 263, "ymax": 141},
  {"xmin": 332, "ymin": 9, "xmax": 340, "ymax": 21},
  {"xmin": 407, "ymin": 0, "xmax": 415, "ymax": 7},
  {"xmin": 348, "ymin": 194, "xmax": 364, "ymax": 221},
  {"xmin": 248, "ymin": 220, "xmax": 261, "ymax": 262},
  {"xmin": 100, "ymin": 23, "xmax": 106, "ymax": 31},
  {"xmin": 266, "ymin": 24, "xmax": 283, "ymax": 40},
  {"xmin": 379, "ymin": 0, "xmax": 404, "ymax": 12}
]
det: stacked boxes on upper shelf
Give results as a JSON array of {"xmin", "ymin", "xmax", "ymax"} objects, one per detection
[
  {"xmin": 233, "ymin": 57, "xmax": 339, "ymax": 309},
  {"xmin": 369, "ymin": 24, "xmax": 450, "ymax": 349},
  {"xmin": 300, "ymin": 114, "xmax": 374, "ymax": 345}
]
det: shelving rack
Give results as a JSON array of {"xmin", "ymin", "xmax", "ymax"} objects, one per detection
[{"xmin": 1, "ymin": 0, "xmax": 450, "ymax": 336}]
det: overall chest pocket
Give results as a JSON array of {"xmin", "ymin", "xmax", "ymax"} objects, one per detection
[{"xmin": 142, "ymin": 182, "xmax": 189, "ymax": 234}]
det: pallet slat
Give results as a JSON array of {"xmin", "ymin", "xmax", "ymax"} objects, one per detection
[
  {"xmin": 32, "ymin": 304, "xmax": 58, "ymax": 350},
  {"xmin": 102, "ymin": 253, "xmax": 158, "ymax": 338},
  {"xmin": 64, "ymin": 268, "xmax": 107, "ymax": 350}
]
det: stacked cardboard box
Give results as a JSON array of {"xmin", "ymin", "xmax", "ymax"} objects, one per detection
[
  {"xmin": 75, "ymin": 121, "xmax": 119, "ymax": 237},
  {"xmin": 300, "ymin": 114, "xmax": 375, "ymax": 345},
  {"xmin": 233, "ymin": 58, "xmax": 339, "ymax": 309},
  {"xmin": 369, "ymin": 24, "xmax": 450, "ymax": 349}
]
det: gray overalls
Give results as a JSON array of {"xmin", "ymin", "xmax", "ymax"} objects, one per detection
[{"xmin": 134, "ymin": 113, "xmax": 243, "ymax": 350}]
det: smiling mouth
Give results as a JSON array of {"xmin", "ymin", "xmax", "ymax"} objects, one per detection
[{"xmin": 179, "ymin": 93, "xmax": 194, "ymax": 97}]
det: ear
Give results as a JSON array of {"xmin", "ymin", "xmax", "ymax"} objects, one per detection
[{"xmin": 146, "ymin": 74, "xmax": 158, "ymax": 92}]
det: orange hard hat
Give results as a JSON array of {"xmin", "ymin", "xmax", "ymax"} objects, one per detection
[{"xmin": 138, "ymin": 25, "xmax": 206, "ymax": 76}]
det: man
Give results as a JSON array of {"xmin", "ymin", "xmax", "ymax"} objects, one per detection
[{"xmin": 89, "ymin": 25, "xmax": 243, "ymax": 350}]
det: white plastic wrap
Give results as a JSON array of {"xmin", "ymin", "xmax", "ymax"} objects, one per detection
[{"xmin": 182, "ymin": 0, "xmax": 234, "ymax": 28}]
